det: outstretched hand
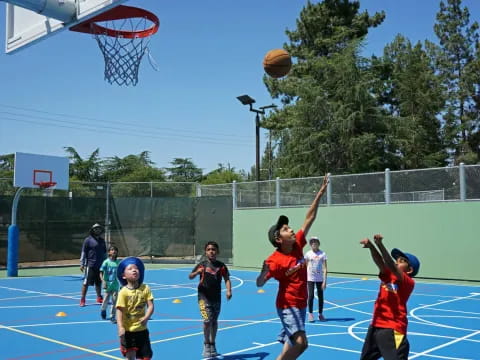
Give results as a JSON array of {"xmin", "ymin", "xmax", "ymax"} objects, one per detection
[
  {"xmin": 373, "ymin": 234, "xmax": 383, "ymax": 244},
  {"xmin": 360, "ymin": 238, "xmax": 372, "ymax": 248}
]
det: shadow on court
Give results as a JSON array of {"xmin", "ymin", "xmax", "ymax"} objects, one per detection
[
  {"xmin": 222, "ymin": 352, "xmax": 269, "ymax": 359},
  {"xmin": 323, "ymin": 317, "xmax": 355, "ymax": 322}
]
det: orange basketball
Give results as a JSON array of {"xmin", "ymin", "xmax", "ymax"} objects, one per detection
[{"xmin": 263, "ymin": 49, "xmax": 292, "ymax": 78}]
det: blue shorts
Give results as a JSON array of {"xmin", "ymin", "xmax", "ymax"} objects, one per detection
[{"xmin": 276, "ymin": 307, "xmax": 306, "ymax": 344}]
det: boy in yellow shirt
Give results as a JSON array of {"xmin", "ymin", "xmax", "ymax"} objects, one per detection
[{"xmin": 116, "ymin": 257, "xmax": 154, "ymax": 360}]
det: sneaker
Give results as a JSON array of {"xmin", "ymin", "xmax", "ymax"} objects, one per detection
[
  {"xmin": 101, "ymin": 310, "xmax": 107, "ymax": 320},
  {"xmin": 318, "ymin": 313, "xmax": 326, "ymax": 322},
  {"xmin": 96, "ymin": 296, "xmax": 103, "ymax": 304},
  {"xmin": 79, "ymin": 298, "xmax": 86, "ymax": 307},
  {"xmin": 202, "ymin": 343, "xmax": 210, "ymax": 358},
  {"xmin": 210, "ymin": 343, "xmax": 219, "ymax": 358},
  {"xmin": 308, "ymin": 313, "xmax": 315, "ymax": 322}
]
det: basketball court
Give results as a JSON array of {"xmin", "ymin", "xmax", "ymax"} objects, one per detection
[{"xmin": 0, "ymin": 267, "xmax": 479, "ymax": 359}]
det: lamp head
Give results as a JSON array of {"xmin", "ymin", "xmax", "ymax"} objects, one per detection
[{"xmin": 237, "ymin": 95, "xmax": 256, "ymax": 106}]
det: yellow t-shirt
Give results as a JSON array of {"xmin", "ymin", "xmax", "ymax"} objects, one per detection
[{"xmin": 116, "ymin": 283, "xmax": 154, "ymax": 332}]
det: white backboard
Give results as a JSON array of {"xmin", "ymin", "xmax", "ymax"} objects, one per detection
[
  {"xmin": 6, "ymin": 0, "xmax": 128, "ymax": 53},
  {"xmin": 14, "ymin": 152, "xmax": 70, "ymax": 190}
]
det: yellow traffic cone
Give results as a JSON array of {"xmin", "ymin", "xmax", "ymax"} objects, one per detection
[
  {"xmin": 172, "ymin": 298, "xmax": 182, "ymax": 304},
  {"xmin": 56, "ymin": 311, "xmax": 67, "ymax": 317}
]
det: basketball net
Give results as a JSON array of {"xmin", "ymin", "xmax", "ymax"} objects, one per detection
[
  {"xmin": 70, "ymin": 6, "xmax": 160, "ymax": 86},
  {"xmin": 38, "ymin": 181, "xmax": 57, "ymax": 197},
  {"xmin": 92, "ymin": 16, "xmax": 157, "ymax": 86}
]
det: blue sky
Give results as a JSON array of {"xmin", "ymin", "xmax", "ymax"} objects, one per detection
[{"xmin": 1, "ymin": 0, "xmax": 479, "ymax": 175}]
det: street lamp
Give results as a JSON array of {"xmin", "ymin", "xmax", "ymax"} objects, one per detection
[{"xmin": 236, "ymin": 94, "xmax": 277, "ymax": 181}]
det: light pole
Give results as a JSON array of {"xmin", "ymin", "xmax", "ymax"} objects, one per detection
[{"xmin": 236, "ymin": 95, "xmax": 277, "ymax": 181}]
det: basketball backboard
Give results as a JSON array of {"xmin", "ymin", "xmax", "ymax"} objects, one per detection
[
  {"xmin": 13, "ymin": 152, "xmax": 70, "ymax": 190},
  {"xmin": 5, "ymin": 0, "xmax": 128, "ymax": 53}
]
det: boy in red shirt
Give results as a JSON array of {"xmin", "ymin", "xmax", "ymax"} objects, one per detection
[
  {"xmin": 256, "ymin": 175, "xmax": 328, "ymax": 360},
  {"xmin": 359, "ymin": 234, "xmax": 420, "ymax": 360}
]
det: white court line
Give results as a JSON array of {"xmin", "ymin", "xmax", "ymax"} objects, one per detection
[
  {"xmin": 423, "ymin": 307, "xmax": 480, "ymax": 316},
  {"xmin": 0, "ymin": 285, "xmax": 77, "ymax": 301},
  {"xmin": 418, "ymin": 315, "xmax": 480, "ymax": 320},
  {"xmin": 324, "ymin": 298, "xmax": 373, "ymax": 315},
  {"xmin": 409, "ymin": 330, "xmax": 480, "ymax": 360},
  {"xmin": 308, "ymin": 342, "xmax": 361, "ymax": 354},
  {"xmin": 410, "ymin": 292, "xmax": 480, "ymax": 332}
]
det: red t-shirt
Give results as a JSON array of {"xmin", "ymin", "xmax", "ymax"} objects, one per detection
[
  {"xmin": 371, "ymin": 268, "xmax": 415, "ymax": 334},
  {"xmin": 265, "ymin": 229, "xmax": 307, "ymax": 309}
]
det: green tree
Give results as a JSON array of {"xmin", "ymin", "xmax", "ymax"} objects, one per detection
[
  {"xmin": 433, "ymin": 0, "xmax": 480, "ymax": 163},
  {"xmin": 372, "ymin": 35, "xmax": 447, "ymax": 168},
  {"xmin": 262, "ymin": 0, "xmax": 388, "ymax": 177},
  {"xmin": 103, "ymin": 151, "xmax": 165, "ymax": 182},
  {"xmin": 63, "ymin": 147, "xmax": 102, "ymax": 182},
  {"xmin": 202, "ymin": 163, "xmax": 245, "ymax": 184},
  {"xmin": 166, "ymin": 158, "xmax": 203, "ymax": 182}
]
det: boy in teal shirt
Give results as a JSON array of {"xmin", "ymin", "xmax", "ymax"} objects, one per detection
[{"xmin": 100, "ymin": 245, "xmax": 120, "ymax": 323}]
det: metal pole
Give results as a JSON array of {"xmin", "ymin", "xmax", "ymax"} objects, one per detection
[
  {"xmin": 275, "ymin": 177, "xmax": 280, "ymax": 208},
  {"xmin": 255, "ymin": 113, "xmax": 260, "ymax": 182},
  {"xmin": 459, "ymin": 162, "xmax": 466, "ymax": 201},
  {"xmin": 385, "ymin": 168, "xmax": 391, "ymax": 204},
  {"xmin": 232, "ymin": 180, "xmax": 237, "ymax": 209},
  {"xmin": 326, "ymin": 172, "xmax": 332, "ymax": 205},
  {"xmin": 105, "ymin": 182, "xmax": 111, "ymax": 248}
]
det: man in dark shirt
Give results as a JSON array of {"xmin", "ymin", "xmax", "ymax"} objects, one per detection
[{"xmin": 79, "ymin": 223, "xmax": 107, "ymax": 307}]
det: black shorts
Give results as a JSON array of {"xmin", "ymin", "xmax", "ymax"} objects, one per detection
[
  {"xmin": 360, "ymin": 326, "xmax": 410, "ymax": 360},
  {"xmin": 120, "ymin": 329, "xmax": 153, "ymax": 359},
  {"xmin": 198, "ymin": 297, "xmax": 221, "ymax": 322},
  {"xmin": 83, "ymin": 267, "xmax": 102, "ymax": 287}
]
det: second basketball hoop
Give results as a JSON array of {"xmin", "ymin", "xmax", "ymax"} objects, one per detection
[{"xmin": 70, "ymin": 5, "xmax": 160, "ymax": 86}]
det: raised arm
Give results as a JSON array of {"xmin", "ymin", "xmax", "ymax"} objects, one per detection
[
  {"xmin": 301, "ymin": 174, "xmax": 329, "ymax": 236},
  {"xmin": 360, "ymin": 238, "xmax": 386, "ymax": 273},
  {"xmin": 373, "ymin": 234, "xmax": 403, "ymax": 281}
]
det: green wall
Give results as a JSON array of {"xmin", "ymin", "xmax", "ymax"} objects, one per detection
[{"xmin": 233, "ymin": 202, "xmax": 479, "ymax": 282}]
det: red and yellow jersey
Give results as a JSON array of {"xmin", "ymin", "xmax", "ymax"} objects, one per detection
[
  {"xmin": 265, "ymin": 229, "xmax": 307, "ymax": 309},
  {"xmin": 372, "ymin": 269, "xmax": 415, "ymax": 334}
]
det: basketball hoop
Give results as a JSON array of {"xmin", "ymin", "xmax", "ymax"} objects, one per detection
[
  {"xmin": 70, "ymin": 6, "xmax": 160, "ymax": 86},
  {"xmin": 38, "ymin": 181, "xmax": 57, "ymax": 197}
]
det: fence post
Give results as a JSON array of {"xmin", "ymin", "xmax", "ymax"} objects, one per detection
[
  {"xmin": 326, "ymin": 172, "xmax": 332, "ymax": 206},
  {"xmin": 105, "ymin": 182, "xmax": 111, "ymax": 248},
  {"xmin": 385, "ymin": 168, "xmax": 391, "ymax": 204},
  {"xmin": 459, "ymin": 162, "xmax": 466, "ymax": 201},
  {"xmin": 275, "ymin": 177, "xmax": 280, "ymax": 208},
  {"xmin": 196, "ymin": 183, "xmax": 202, "ymax": 197},
  {"xmin": 232, "ymin": 181, "xmax": 237, "ymax": 209}
]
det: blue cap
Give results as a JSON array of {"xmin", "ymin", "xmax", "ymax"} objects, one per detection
[
  {"xmin": 117, "ymin": 257, "xmax": 145, "ymax": 286},
  {"xmin": 391, "ymin": 248, "xmax": 420, "ymax": 277}
]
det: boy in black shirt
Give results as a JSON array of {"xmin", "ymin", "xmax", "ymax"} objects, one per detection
[{"xmin": 189, "ymin": 241, "xmax": 232, "ymax": 358}]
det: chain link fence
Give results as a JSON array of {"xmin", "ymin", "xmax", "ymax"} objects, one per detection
[{"xmin": 200, "ymin": 164, "xmax": 480, "ymax": 208}]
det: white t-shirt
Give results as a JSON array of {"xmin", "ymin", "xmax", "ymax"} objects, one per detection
[{"xmin": 305, "ymin": 249, "xmax": 327, "ymax": 282}]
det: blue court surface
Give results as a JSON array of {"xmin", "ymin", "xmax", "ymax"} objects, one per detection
[{"xmin": 0, "ymin": 267, "xmax": 479, "ymax": 360}]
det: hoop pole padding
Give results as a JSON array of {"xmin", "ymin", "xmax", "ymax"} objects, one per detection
[
  {"xmin": 8, "ymin": 186, "xmax": 24, "ymax": 277},
  {"xmin": 70, "ymin": 5, "xmax": 160, "ymax": 39},
  {"xmin": 7, "ymin": 225, "xmax": 19, "ymax": 277}
]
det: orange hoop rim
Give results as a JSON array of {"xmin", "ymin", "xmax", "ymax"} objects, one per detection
[
  {"xmin": 38, "ymin": 181, "xmax": 57, "ymax": 189},
  {"xmin": 70, "ymin": 5, "xmax": 160, "ymax": 39}
]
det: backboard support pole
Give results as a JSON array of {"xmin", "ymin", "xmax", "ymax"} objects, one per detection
[{"xmin": 4, "ymin": 0, "xmax": 76, "ymax": 22}]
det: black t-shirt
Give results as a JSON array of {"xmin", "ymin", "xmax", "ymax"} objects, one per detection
[{"xmin": 193, "ymin": 259, "xmax": 229, "ymax": 302}]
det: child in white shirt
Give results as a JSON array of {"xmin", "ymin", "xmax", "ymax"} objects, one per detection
[{"xmin": 304, "ymin": 237, "xmax": 327, "ymax": 322}]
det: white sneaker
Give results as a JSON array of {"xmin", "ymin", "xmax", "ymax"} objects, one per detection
[{"xmin": 308, "ymin": 313, "xmax": 315, "ymax": 322}]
